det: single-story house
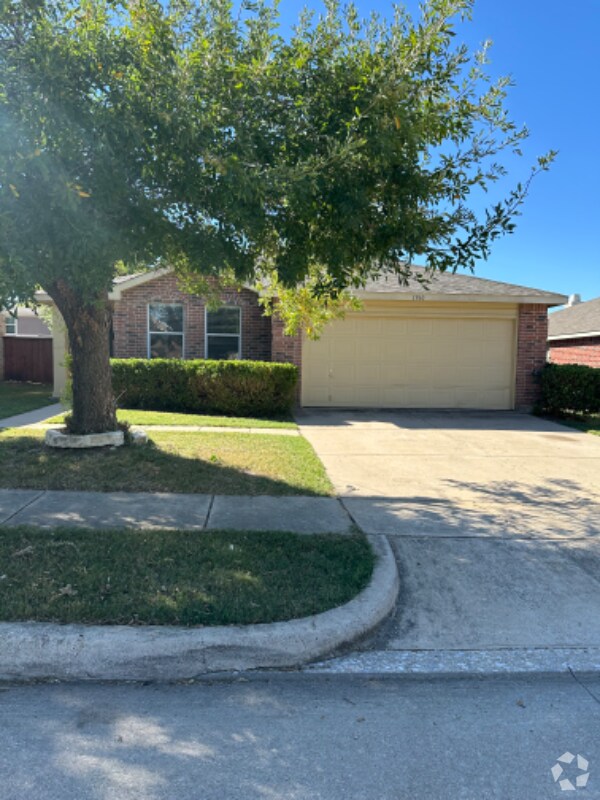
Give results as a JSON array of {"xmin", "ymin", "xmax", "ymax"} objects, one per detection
[
  {"xmin": 548, "ymin": 294, "xmax": 600, "ymax": 368},
  {"xmin": 46, "ymin": 268, "xmax": 566, "ymax": 410}
]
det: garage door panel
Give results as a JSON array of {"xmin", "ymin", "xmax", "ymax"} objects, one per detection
[
  {"xmin": 428, "ymin": 388, "xmax": 458, "ymax": 407},
  {"xmin": 328, "ymin": 339, "xmax": 353, "ymax": 360},
  {"xmin": 333, "ymin": 363, "xmax": 380, "ymax": 384},
  {"xmin": 454, "ymin": 391, "xmax": 480, "ymax": 409},
  {"xmin": 353, "ymin": 385, "xmax": 385, "ymax": 405},
  {"xmin": 457, "ymin": 372, "xmax": 489, "ymax": 389},
  {"xmin": 430, "ymin": 339, "xmax": 459, "ymax": 360},
  {"xmin": 406, "ymin": 319, "xmax": 436, "ymax": 338},
  {"xmin": 404, "ymin": 348, "xmax": 431, "ymax": 367},
  {"xmin": 381, "ymin": 338, "xmax": 409, "ymax": 359},
  {"xmin": 482, "ymin": 319, "xmax": 512, "ymax": 339},
  {"xmin": 458, "ymin": 339, "xmax": 485, "ymax": 360},
  {"xmin": 456, "ymin": 319, "xmax": 485, "ymax": 338},
  {"xmin": 302, "ymin": 311, "xmax": 516, "ymax": 409},
  {"xmin": 483, "ymin": 342, "xmax": 511, "ymax": 364},
  {"xmin": 355, "ymin": 338, "xmax": 384, "ymax": 359},
  {"xmin": 380, "ymin": 319, "xmax": 407, "ymax": 338},
  {"xmin": 303, "ymin": 384, "xmax": 331, "ymax": 406},
  {"xmin": 384, "ymin": 364, "xmax": 411, "ymax": 382},
  {"xmin": 404, "ymin": 388, "xmax": 437, "ymax": 407},
  {"xmin": 381, "ymin": 386, "xmax": 409, "ymax": 406},
  {"xmin": 429, "ymin": 319, "xmax": 458, "ymax": 339}
]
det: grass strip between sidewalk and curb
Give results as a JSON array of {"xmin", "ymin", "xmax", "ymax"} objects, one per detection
[
  {"xmin": 0, "ymin": 382, "xmax": 54, "ymax": 420},
  {"xmin": 0, "ymin": 527, "xmax": 374, "ymax": 626},
  {"xmin": 44, "ymin": 409, "xmax": 297, "ymax": 429},
  {"xmin": 0, "ymin": 428, "xmax": 333, "ymax": 496}
]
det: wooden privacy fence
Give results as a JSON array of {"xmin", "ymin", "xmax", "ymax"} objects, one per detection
[{"xmin": 2, "ymin": 337, "xmax": 53, "ymax": 384}]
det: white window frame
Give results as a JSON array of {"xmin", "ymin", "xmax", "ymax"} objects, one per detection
[
  {"xmin": 4, "ymin": 315, "xmax": 17, "ymax": 335},
  {"xmin": 147, "ymin": 303, "xmax": 185, "ymax": 359},
  {"xmin": 205, "ymin": 306, "xmax": 242, "ymax": 360}
]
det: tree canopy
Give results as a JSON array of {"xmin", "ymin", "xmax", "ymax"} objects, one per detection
[{"xmin": 0, "ymin": 0, "xmax": 554, "ymax": 432}]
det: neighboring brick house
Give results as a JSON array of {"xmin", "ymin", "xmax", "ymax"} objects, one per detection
[
  {"xmin": 2, "ymin": 307, "xmax": 51, "ymax": 338},
  {"xmin": 0, "ymin": 307, "xmax": 52, "ymax": 382},
  {"xmin": 548, "ymin": 295, "xmax": 600, "ymax": 368},
  {"xmin": 46, "ymin": 268, "xmax": 566, "ymax": 410}
]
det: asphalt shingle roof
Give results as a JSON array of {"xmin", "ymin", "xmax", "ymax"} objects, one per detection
[
  {"xmin": 362, "ymin": 268, "xmax": 563, "ymax": 299},
  {"xmin": 111, "ymin": 266, "xmax": 564, "ymax": 303},
  {"xmin": 548, "ymin": 296, "xmax": 600, "ymax": 338}
]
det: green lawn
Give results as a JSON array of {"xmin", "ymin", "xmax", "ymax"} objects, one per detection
[
  {"xmin": 0, "ymin": 382, "xmax": 54, "ymax": 420},
  {"xmin": 0, "ymin": 428, "xmax": 332, "ymax": 495},
  {"xmin": 0, "ymin": 527, "xmax": 373, "ymax": 625},
  {"xmin": 45, "ymin": 408, "xmax": 296, "ymax": 429}
]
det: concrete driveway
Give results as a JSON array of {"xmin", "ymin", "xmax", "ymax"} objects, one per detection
[{"xmin": 298, "ymin": 410, "xmax": 600, "ymax": 652}]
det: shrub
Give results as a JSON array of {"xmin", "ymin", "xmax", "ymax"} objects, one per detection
[
  {"xmin": 111, "ymin": 358, "xmax": 298, "ymax": 417},
  {"xmin": 539, "ymin": 363, "xmax": 600, "ymax": 415}
]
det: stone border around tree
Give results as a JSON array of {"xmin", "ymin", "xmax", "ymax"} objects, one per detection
[
  {"xmin": 0, "ymin": 534, "xmax": 398, "ymax": 682},
  {"xmin": 45, "ymin": 428, "xmax": 125, "ymax": 449}
]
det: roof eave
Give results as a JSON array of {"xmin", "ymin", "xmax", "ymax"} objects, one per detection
[
  {"xmin": 357, "ymin": 291, "xmax": 568, "ymax": 306},
  {"xmin": 548, "ymin": 331, "xmax": 600, "ymax": 341},
  {"xmin": 109, "ymin": 267, "xmax": 172, "ymax": 299}
]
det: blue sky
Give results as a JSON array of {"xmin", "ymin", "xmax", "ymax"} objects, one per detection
[{"xmin": 275, "ymin": 0, "xmax": 600, "ymax": 304}]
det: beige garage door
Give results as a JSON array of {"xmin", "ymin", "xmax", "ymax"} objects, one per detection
[{"xmin": 302, "ymin": 308, "xmax": 517, "ymax": 409}]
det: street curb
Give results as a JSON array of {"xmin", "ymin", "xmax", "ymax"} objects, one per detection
[
  {"xmin": 304, "ymin": 647, "xmax": 600, "ymax": 677},
  {"xmin": 0, "ymin": 534, "xmax": 398, "ymax": 682}
]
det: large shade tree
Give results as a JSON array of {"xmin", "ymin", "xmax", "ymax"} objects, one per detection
[{"xmin": 0, "ymin": 0, "xmax": 553, "ymax": 434}]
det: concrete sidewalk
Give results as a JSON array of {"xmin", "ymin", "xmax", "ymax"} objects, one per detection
[
  {"xmin": 0, "ymin": 406, "xmax": 298, "ymax": 435},
  {"xmin": 0, "ymin": 403, "xmax": 63, "ymax": 429},
  {"xmin": 0, "ymin": 489, "xmax": 352, "ymax": 534}
]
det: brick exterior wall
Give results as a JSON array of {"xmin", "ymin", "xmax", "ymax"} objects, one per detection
[
  {"xmin": 515, "ymin": 303, "xmax": 549, "ymax": 409},
  {"xmin": 548, "ymin": 336, "xmax": 600, "ymax": 368},
  {"xmin": 271, "ymin": 314, "xmax": 303, "ymax": 402},
  {"xmin": 112, "ymin": 273, "xmax": 271, "ymax": 361}
]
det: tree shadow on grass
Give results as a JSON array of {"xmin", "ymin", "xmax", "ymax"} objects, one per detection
[{"xmin": 0, "ymin": 433, "xmax": 329, "ymax": 497}]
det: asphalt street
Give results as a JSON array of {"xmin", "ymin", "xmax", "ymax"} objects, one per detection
[{"xmin": 1, "ymin": 673, "xmax": 599, "ymax": 800}]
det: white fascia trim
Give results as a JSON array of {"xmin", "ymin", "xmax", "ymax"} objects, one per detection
[
  {"xmin": 548, "ymin": 331, "xmax": 600, "ymax": 341},
  {"xmin": 109, "ymin": 267, "xmax": 173, "ymax": 300},
  {"xmin": 356, "ymin": 292, "xmax": 568, "ymax": 306}
]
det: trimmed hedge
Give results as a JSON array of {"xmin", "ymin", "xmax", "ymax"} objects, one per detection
[
  {"xmin": 540, "ymin": 363, "xmax": 600, "ymax": 415},
  {"xmin": 111, "ymin": 358, "xmax": 298, "ymax": 417}
]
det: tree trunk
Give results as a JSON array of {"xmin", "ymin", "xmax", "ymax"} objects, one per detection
[{"xmin": 47, "ymin": 282, "xmax": 117, "ymax": 435}]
